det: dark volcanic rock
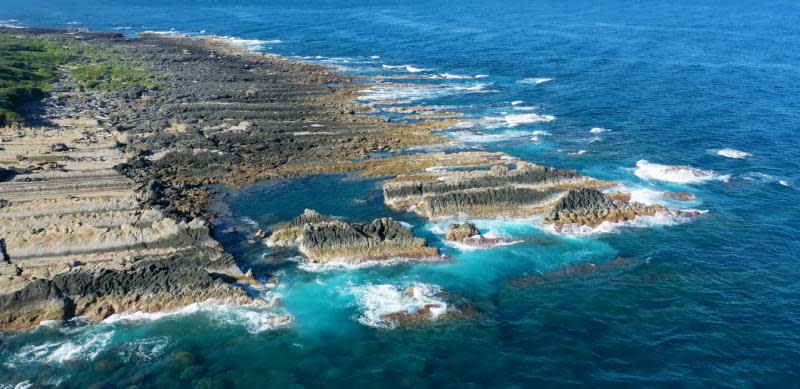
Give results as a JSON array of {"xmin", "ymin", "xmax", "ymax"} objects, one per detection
[
  {"xmin": 266, "ymin": 210, "xmax": 440, "ymax": 263},
  {"xmin": 445, "ymin": 223, "xmax": 481, "ymax": 241},
  {"xmin": 543, "ymin": 189, "xmax": 666, "ymax": 230},
  {"xmin": 383, "ymin": 160, "xmax": 607, "ymax": 219}
]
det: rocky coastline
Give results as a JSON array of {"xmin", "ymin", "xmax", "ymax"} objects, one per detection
[
  {"xmin": 0, "ymin": 26, "xmax": 685, "ymax": 331},
  {"xmin": 265, "ymin": 210, "xmax": 440, "ymax": 264}
]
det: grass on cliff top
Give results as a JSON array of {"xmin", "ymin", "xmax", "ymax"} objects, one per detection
[
  {"xmin": 0, "ymin": 34, "xmax": 70, "ymax": 125},
  {"xmin": 0, "ymin": 33, "xmax": 163, "ymax": 126}
]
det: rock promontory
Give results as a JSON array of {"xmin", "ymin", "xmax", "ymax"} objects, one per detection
[
  {"xmin": 383, "ymin": 158, "xmax": 611, "ymax": 219},
  {"xmin": 543, "ymin": 188, "xmax": 666, "ymax": 230},
  {"xmin": 265, "ymin": 210, "xmax": 440, "ymax": 263}
]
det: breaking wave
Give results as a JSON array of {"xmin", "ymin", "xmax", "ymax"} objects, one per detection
[
  {"xmin": 544, "ymin": 210, "xmax": 707, "ymax": 237},
  {"xmin": 103, "ymin": 299, "xmax": 290, "ymax": 334},
  {"xmin": 715, "ymin": 148, "xmax": 752, "ymax": 159},
  {"xmin": 349, "ymin": 283, "xmax": 448, "ymax": 329},
  {"xmin": 634, "ymin": 160, "xmax": 730, "ymax": 184},
  {"xmin": 518, "ymin": 77, "xmax": 553, "ymax": 85}
]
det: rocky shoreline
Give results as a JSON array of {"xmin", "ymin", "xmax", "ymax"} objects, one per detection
[
  {"xmin": 0, "ymin": 27, "xmax": 689, "ymax": 331},
  {"xmin": 0, "ymin": 27, "xmax": 441, "ymax": 330},
  {"xmin": 265, "ymin": 209, "xmax": 440, "ymax": 263}
]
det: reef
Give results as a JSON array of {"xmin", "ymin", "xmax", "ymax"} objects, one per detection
[
  {"xmin": 542, "ymin": 188, "xmax": 667, "ymax": 230},
  {"xmin": 445, "ymin": 223, "xmax": 514, "ymax": 248},
  {"xmin": 383, "ymin": 157, "xmax": 612, "ymax": 219},
  {"xmin": 266, "ymin": 210, "xmax": 440, "ymax": 263}
]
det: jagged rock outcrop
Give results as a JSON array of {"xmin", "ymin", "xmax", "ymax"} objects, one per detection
[
  {"xmin": 0, "ymin": 252, "xmax": 249, "ymax": 331},
  {"xmin": 445, "ymin": 222, "xmax": 514, "ymax": 248},
  {"xmin": 266, "ymin": 210, "xmax": 440, "ymax": 263},
  {"xmin": 383, "ymin": 158, "xmax": 610, "ymax": 219},
  {"xmin": 543, "ymin": 189, "xmax": 666, "ymax": 230},
  {"xmin": 446, "ymin": 223, "xmax": 481, "ymax": 241}
]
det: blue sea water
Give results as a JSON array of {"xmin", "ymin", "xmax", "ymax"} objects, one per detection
[{"xmin": 3, "ymin": 1, "xmax": 800, "ymax": 387}]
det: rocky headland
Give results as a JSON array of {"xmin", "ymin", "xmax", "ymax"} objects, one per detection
[
  {"xmin": 0, "ymin": 26, "xmax": 686, "ymax": 330},
  {"xmin": 265, "ymin": 210, "xmax": 440, "ymax": 264}
]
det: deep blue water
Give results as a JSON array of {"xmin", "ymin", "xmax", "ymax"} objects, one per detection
[{"xmin": 3, "ymin": 1, "xmax": 800, "ymax": 387}]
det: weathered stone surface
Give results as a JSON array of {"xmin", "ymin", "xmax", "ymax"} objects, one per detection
[
  {"xmin": 384, "ymin": 159, "xmax": 611, "ymax": 219},
  {"xmin": 445, "ymin": 222, "xmax": 515, "ymax": 248},
  {"xmin": 266, "ymin": 210, "xmax": 440, "ymax": 263},
  {"xmin": 543, "ymin": 189, "xmax": 666, "ymax": 230},
  {"xmin": 446, "ymin": 223, "xmax": 481, "ymax": 241}
]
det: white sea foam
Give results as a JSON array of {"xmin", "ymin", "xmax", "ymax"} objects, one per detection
[
  {"xmin": 634, "ymin": 160, "xmax": 730, "ymax": 184},
  {"xmin": 511, "ymin": 100, "xmax": 524, "ymax": 106},
  {"xmin": 382, "ymin": 64, "xmax": 429, "ymax": 73},
  {"xmin": 213, "ymin": 35, "xmax": 282, "ymax": 52},
  {"xmin": 0, "ymin": 19, "xmax": 24, "ymax": 29},
  {"xmin": 118, "ymin": 336, "xmax": 174, "ymax": 363},
  {"xmin": 741, "ymin": 172, "xmax": 792, "ymax": 187},
  {"xmin": 545, "ymin": 210, "xmax": 707, "ymax": 237},
  {"xmin": 240, "ymin": 216, "xmax": 260, "ymax": 230},
  {"xmin": 716, "ymin": 148, "xmax": 752, "ymax": 159},
  {"xmin": 426, "ymin": 216, "xmax": 539, "ymax": 239},
  {"xmin": 430, "ymin": 73, "xmax": 488, "ymax": 79},
  {"xmin": 103, "ymin": 299, "xmax": 290, "ymax": 334},
  {"xmin": 359, "ymin": 83, "xmax": 493, "ymax": 104},
  {"xmin": 530, "ymin": 130, "xmax": 552, "ymax": 142},
  {"xmin": 628, "ymin": 188, "xmax": 667, "ymax": 205},
  {"xmin": 371, "ymin": 55, "xmax": 381, "ymax": 59},
  {"xmin": 451, "ymin": 130, "xmax": 531, "ymax": 143},
  {"xmin": 10, "ymin": 331, "xmax": 114, "ymax": 366},
  {"xmin": 350, "ymin": 283, "xmax": 448, "ymax": 329},
  {"xmin": 480, "ymin": 113, "xmax": 556, "ymax": 128},
  {"xmin": 569, "ymin": 150, "xmax": 587, "ymax": 156},
  {"xmin": 296, "ymin": 256, "xmax": 440, "ymax": 272},
  {"xmin": 590, "ymin": 127, "xmax": 610, "ymax": 133},
  {"xmin": 518, "ymin": 77, "xmax": 554, "ymax": 85}
]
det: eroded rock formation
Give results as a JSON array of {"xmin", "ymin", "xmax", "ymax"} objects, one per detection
[
  {"xmin": 383, "ymin": 158, "xmax": 611, "ymax": 219},
  {"xmin": 445, "ymin": 223, "xmax": 513, "ymax": 248},
  {"xmin": 266, "ymin": 210, "xmax": 440, "ymax": 263},
  {"xmin": 543, "ymin": 189, "xmax": 666, "ymax": 230}
]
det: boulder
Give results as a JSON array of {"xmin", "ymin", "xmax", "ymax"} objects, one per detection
[{"xmin": 445, "ymin": 223, "xmax": 480, "ymax": 241}]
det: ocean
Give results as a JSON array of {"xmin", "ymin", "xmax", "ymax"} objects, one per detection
[{"xmin": 2, "ymin": 0, "xmax": 800, "ymax": 386}]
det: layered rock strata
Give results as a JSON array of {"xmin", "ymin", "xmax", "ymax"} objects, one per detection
[
  {"xmin": 0, "ymin": 117, "xmax": 249, "ymax": 330},
  {"xmin": 383, "ymin": 158, "xmax": 610, "ymax": 218},
  {"xmin": 266, "ymin": 210, "xmax": 440, "ymax": 263},
  {"xmin": 542, "ymin": 189, "xmax": 667, "ymax": 230}
]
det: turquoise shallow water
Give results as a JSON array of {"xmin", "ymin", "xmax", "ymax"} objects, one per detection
[{"xmin": 3, "ymin": 0, "xmax": 800, "ymax": 387}]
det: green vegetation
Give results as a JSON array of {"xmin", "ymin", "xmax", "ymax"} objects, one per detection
[
  {"xmin": 0, "ymin": 34, "xmax": 70, "ymax": 125},
  {"xmin": 0, "ymin": 33, "xmax": 163, "ymax": 126}
]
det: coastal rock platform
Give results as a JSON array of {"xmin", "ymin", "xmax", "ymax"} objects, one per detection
[{"xmin": 266, "ymin": 210, "xmax": 440, "ymax": 263}]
